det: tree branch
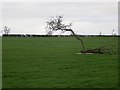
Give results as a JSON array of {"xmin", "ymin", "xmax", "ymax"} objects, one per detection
[{"xmin": 61, "ymin": 29, "xmax": 85, "ymax": 50}]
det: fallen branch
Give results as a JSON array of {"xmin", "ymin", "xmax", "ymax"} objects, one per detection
[{"xmin": 81, "ymin": 46, "xmax": 112, "ymax": 54}]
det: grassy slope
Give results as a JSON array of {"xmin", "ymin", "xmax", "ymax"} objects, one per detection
[{"xmin": 2, "ymin": 37, "xmax": 118, "ymax": 88}]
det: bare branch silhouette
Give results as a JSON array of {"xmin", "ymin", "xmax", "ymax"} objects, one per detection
[
  {"xmin": 3, "ymin": 26, "xmax": 10, "ymax": 35},
  {"xmin": 46, "ymin": 15, "xmax": 85, "ymax": 50}
]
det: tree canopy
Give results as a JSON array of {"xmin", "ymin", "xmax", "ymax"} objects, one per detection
[{"xmin": 46, "ymin": 15, "xmax": 85, "ymax": 50}]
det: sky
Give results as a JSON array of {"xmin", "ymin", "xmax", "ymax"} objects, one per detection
[{"xmin": 0, "ymin": 1, "xmax": 119, "ymax": 35}]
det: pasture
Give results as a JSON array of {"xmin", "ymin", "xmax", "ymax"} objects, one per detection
[{"xmin": 2, "ymin": 37, "xmax": 118, "ymax": 88}]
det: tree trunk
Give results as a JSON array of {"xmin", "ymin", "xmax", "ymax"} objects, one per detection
[{"xmin": 65, "ymin": 29, "xmax": 85, "ymax": 50}]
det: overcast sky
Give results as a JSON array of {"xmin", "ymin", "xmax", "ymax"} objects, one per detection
[{"xmin": 1, "ymin": 1, "xmax": 118, "ymax": 35}]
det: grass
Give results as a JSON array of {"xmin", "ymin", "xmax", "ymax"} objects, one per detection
[{"xmin": 2, "ymin": 37, "xmax": 118, "ymax": 88}]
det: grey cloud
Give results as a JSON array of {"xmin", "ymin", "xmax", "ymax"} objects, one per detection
[
  {"xmin": 2, "ymin": 2, "xmax": 118, "ymax": 35},
  {"xmin": 2, "ymin": 2, "xmax": 117, "ymax": 19}
]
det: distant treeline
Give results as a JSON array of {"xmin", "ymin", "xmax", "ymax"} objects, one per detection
[{"xmin": 2, "ymin": 34, "xmax": 120, "ymax": 37}]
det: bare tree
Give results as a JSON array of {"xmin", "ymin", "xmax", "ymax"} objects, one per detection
[
  {"xmin": 45, "ymin": 15, "xmax": 112, "ymax": 54},
  {"xmin": 99, "ymin": 31, "xmax": 102, "ymax": 36},
  {"xmin": 3, "ymin": 26, "xmax": 10, "ymax": 35},
  {"xmin": 46, "ymin": 15, "xmax": 85, "ymax": 50},
  {"xmin": 112, "ymin": 29, "xmax": 116, "ymax": 36}
]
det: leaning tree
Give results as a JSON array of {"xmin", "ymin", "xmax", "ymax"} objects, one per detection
[
  {"xmin": 46, "ymin": 15, "xmax": 85, "ymax": 51},
  {"xmin": 45, "ymin": 15, "xmax": 111, "ymax": 54}
]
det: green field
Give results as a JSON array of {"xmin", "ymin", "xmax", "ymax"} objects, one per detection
[{"xmin": 2, "ymin": 37, "xmax": 118, "ymax": 88}]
